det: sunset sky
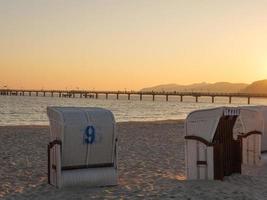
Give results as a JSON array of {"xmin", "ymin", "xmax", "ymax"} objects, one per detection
[{"xmin": 1, "ymin": 0, "xmax": 267, "ymax": 90}]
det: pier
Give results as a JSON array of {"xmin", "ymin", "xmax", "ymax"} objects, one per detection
[{"xmin": 0, "ymin": 89, "xmax": 267, "ymax": 104}]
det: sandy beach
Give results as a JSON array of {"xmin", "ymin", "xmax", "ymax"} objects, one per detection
[{"xmin": 1, "ymin": 120, "xmax": 267, "ymax": 199}]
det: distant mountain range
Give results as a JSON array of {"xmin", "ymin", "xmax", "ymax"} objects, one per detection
[{"xmin": 140, "ymin": 80, "xmax": 267, "ymax": 94}]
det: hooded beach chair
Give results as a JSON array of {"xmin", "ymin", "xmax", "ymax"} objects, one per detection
[
  {"xmin": 185, "ymin": 106, "xmax": 263, "ymax": 180},
  {"xmin": 47, "ymin": 107, "xmax": 118, "ymax": 188},
  {"xmin": 240, "ymin": 105, "xmax": 267, "ymax": 153}
]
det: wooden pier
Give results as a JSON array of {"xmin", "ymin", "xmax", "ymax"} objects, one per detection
[{"xmin": 0, "ymin": 89, "xmax": 267, "ymax": 104}]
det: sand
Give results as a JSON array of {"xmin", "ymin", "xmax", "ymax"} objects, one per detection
[{"xmin": 1, "ymin": 120, "xmax": 267, "ymax": 199}]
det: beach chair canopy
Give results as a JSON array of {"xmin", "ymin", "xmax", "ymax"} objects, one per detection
[{"xmin": 185, "ymin": 107, "xmax": 264, "ymax": 143}]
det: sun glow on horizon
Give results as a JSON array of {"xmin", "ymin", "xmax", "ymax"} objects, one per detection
[{"xmin": 1, "ymin": 0, "xmax": 267, "ymax": 90}]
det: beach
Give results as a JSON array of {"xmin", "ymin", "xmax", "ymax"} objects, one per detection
[{"xmin": 1, "ymin": 120, "xmax": 267, "ymax": 200}]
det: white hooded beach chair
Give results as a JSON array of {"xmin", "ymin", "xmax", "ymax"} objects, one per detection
[
  {"xmin": 185, "ymin": 107, "xmax": 263, "ymax": 180},
  {"xmin": 47, "ymin": 107, "xmax": 118, "ymax": 188},
  {"xmin": 240, "ymin": 105, "xmax": 267, "ymax": 153}
]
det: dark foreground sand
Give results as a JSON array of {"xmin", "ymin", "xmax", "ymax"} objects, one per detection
[{"xmin": 1, "ymin": 120, "xmax": 267, "ymax": 200}]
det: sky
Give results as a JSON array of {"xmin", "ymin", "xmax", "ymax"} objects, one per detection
[{"xmin": 1, "ymin": 0, "xmax": 267, "ymax": 90}]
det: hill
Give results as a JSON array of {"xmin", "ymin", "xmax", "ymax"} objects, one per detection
[
  {"xmin": 140, "ymin": 82, "xmax": 248, "ymax": 93},
  {"xmin": 241, "ymin": 79, "xmax": 267, "ymax": 94}
]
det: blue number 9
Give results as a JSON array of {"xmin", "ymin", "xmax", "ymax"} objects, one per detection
[{"xmin": 84, "ymin": 126, "xmax": 95, "ymax": 144}]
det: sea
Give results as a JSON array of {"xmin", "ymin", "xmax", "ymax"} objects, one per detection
[{"xmin": 0, "ymin": 94, "xmax": 267, "ymax": 125}]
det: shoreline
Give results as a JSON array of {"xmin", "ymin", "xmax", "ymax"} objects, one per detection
[{"xmin": 0, "ymin": 119, "xmax": 185, "ymax": 128}]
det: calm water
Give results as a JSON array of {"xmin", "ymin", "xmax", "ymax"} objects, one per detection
[{"xmin": 0, "ymin": 95, "xmax": 267, "ymax": 125}]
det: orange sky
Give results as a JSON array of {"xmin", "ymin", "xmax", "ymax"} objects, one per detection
[{"xmin": 1, "ymin": 1, "xmax": 267, "ymax": 90}]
